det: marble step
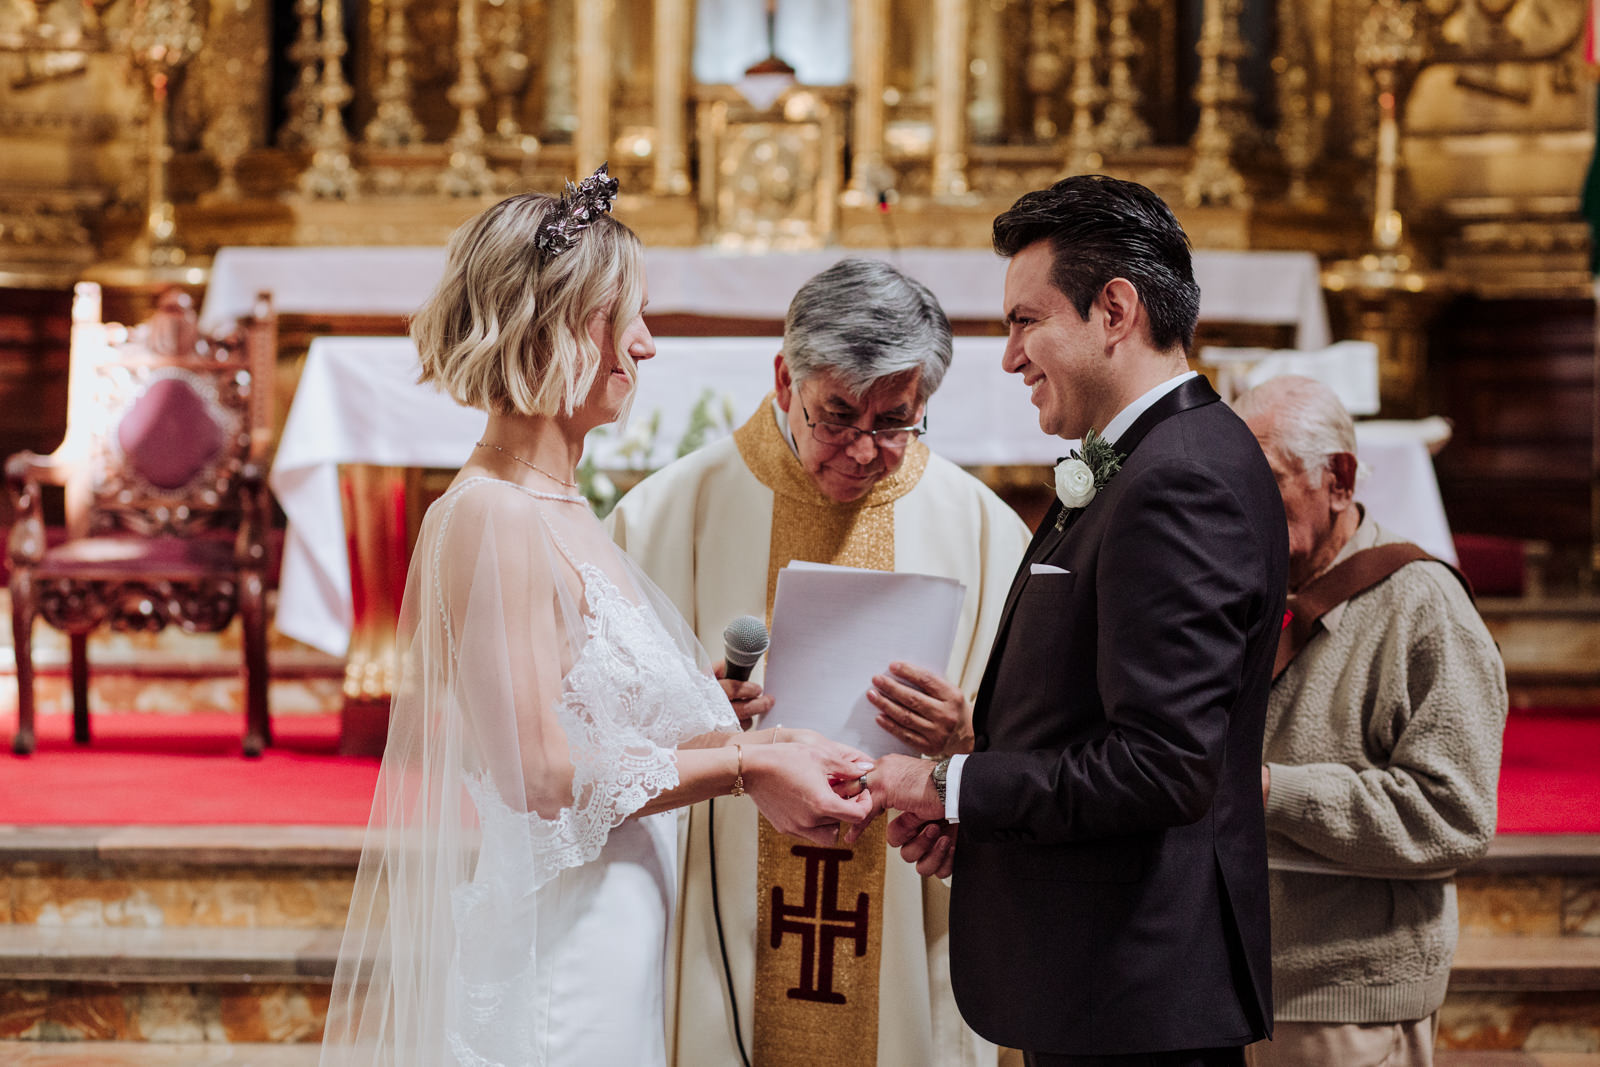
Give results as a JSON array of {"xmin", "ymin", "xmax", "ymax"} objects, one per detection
[
  {"xmin": 1451, "ymin": 935, "xmax": 1600, "ymax": 992},
  {"xmin": 0, "ymin": 925, "xmax": 339, "ymax": 983},
  {"xmin": 0, "ymin": 828, "xmax": 362, "ymax": 931},
  {"xmin": 1457, "ymin": 834, "xmax": 1600, "ymax": 941},
  {"xmin": 0, "ymin": 1043, "xmax": 321, "ymax": 1065},
  {"xmin": 0, "ymin": 925, "xmax": 333, "ymax": 1043},
  {"xmin": 1438, "ymin": 1056, "xmax": 1600, "ymax": 1066}
]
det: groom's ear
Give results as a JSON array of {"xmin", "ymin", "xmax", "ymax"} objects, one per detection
[{"xmin": 1097, "ymin": 278, "xmax": 1143, "ymax": 351}]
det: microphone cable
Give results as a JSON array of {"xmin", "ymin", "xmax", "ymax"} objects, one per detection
[{"xmin": 707, "ymin": 796, "xmax": 754, "ymax": 1067}]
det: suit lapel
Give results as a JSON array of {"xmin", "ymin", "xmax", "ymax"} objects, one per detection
[
  {"xmin": 971, "ymin": 374, "xmax": 1225, "ymax": 738},
  {"xmin": 1111, "ymin": 373, "xmax": 1221, "ymax": 459}
]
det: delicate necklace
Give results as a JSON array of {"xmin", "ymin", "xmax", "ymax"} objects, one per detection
[{"xmin": 475, "ymin": 441, "xmax": 580, "ymax": 490}]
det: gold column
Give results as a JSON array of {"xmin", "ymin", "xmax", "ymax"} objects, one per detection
[
  {"xmin": 574, "ymin": 0, "xmax": 613, "ymax": 176},
  {"xmin": 442, "ymin": 0, "xmax": 494, "ymax": 195},
  {"xmin": 298, "ymin": 0, "xmax": 358, "ymax": 199},
  {"xmin": 279, "ymin": 0, "xmax": 321, "ymax": 148},
  {"xmin": 1273, "ymin": 0, "xmax": 1319, "ymax": 205},
  {"xmin": 1064, "ymin": 0, "xmax": 1102, "ymax": 174},
  {"xmin": 967, "ymin": 0, "xmax": 1003, "ymax": 142},
  {"xmin": 1183, "ymin": 0, "xmax": 1248, "ymax": 207},
  {"xmin": 365, "ymin": 0, "xmax": 423, "ymax": 147},
  {"xmin": 848, "ymin": 0, "xmax": 888, "ymax": 198},
  {"xmin": 931, "ymin": 0, "xmax": 969, "ymax": 197},
  {"xmin": 1102, "ymin": 0, "xmax": 1150, "ymax": 151},
  {"xmin": 653, "ymin": 0, "xmax": 692, "ymax": 195}
]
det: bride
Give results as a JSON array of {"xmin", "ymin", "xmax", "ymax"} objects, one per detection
[{"xmin": 319, "ymin": 167, "xmax": 876, "ymax": 1066}]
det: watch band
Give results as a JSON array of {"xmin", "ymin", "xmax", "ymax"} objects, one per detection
[{"xmin": 931, "ymin": 755, "xmax": 952, "ymax": 807}]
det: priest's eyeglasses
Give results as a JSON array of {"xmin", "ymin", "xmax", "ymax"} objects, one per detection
[{"xmin": 798, "ymin": 398, "xmax": 928, "ymax": 450}]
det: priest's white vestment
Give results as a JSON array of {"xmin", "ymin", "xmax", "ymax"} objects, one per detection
[{"xmin": 608, "ymin": 400, "xmax": 1031, "ymax": 1067}]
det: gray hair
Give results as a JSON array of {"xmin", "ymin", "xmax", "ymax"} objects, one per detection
[
  {"xmin": 1233, "ymin": 375, "xmax": 1357, "ymax": 488},
  {"xmin": 782, "ymin": 258, "xmax": 953, "ymax": 402}
]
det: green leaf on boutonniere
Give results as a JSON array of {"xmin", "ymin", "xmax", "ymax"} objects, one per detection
[{"xmin": 1075, "ymin": 428, "xmax": 1124, "ymax": 490}]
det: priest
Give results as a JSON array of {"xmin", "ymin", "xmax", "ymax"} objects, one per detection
[{"xmin": 608, "ymin": 258, "xmax": 1030, "ymax": 1067}]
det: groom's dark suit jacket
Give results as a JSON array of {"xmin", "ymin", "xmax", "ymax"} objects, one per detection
[{"xmin": 950, "ymin": 376, "xmax": 1287, "ymax": 1057}]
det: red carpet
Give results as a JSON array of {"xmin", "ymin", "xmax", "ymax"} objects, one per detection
[
  {"xmin": 0, "ymin": 708, "xmax": 1594, "ymax": 831},
  {"xmin": 0, "ymin": 711, "xmax": 379, "ymax": 825},
  {"xmin": 1494, "ymin": 710, "xmax": 1600, "ymax": 835}
]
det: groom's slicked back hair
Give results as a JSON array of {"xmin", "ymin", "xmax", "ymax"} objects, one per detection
[{"xmin": 992, "ymin": 174, "xmax": 1201, "ymax": 354}]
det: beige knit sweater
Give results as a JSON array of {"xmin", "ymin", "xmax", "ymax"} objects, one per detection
[{"xmin": 1263, "ymin": 516, "xmax": 1507, "ymax": 1024}]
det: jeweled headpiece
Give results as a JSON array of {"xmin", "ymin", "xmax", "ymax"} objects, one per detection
[{"xmin": 535, "ymin": 163, "xmax": 620, "ymax": 257}]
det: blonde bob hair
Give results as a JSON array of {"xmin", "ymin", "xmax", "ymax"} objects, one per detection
[{"xmin": 412, "ymin": 192, "xmax": 645, "ymax": 416}]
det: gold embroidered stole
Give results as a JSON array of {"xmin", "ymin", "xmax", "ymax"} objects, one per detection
[{"xmin": 734, "ymin": 397, "xmax": 929, "ymax": 1067}]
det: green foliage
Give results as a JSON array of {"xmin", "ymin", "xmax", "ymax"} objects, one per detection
[{"xmin": 1074, "ymin": 428, "xmax": 1124, "ymax": 489}]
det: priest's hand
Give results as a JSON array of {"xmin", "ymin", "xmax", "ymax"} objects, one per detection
[
  {"xmin": 889, "ymin": 813, "xmax": 956, "ymax": 878},
  {"xmin": 868, "ymin": 662, "xmax": 973, "ymax": 757},
  {"xmin": 712, "ymin": 660, "xmax": 775, "ymax": 726}
]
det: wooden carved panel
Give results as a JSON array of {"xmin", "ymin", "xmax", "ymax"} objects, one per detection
[{"xmin": 1429, "ymin": 295, "xmax": 1595, "ymax": 583}]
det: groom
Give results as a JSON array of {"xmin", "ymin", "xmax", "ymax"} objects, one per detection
[{"xmin": 857, "ymin": 175, "xmax": 1287, "ymax": 1065}]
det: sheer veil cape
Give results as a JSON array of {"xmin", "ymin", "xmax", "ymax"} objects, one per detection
[{"xmin": 319, "ymin": 477, "xmax": 737, "ymax": 1066}]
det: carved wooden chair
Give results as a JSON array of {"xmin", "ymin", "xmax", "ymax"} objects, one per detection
[{"xmin": 6, "ymin": 282, "xmax": 277, "ymax": 756}]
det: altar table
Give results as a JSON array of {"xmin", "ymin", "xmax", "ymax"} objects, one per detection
[
  {"xmin": 203, "ymin": 246, "xmax": 1331, "ymax": 350},
  {"xmin": 271, "ymin": 335, "xmax": 1455, "ymax": 659}
]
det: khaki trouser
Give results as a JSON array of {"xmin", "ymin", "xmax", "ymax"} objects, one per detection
[{"xmin": 1244, "ymin": 1016, "xmax": 1437, "ymax": 1067}]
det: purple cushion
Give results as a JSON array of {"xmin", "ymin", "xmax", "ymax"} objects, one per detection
[
  {"xmin": 38, "ymin": 535, "xmax": 236, "ymax": 579},
  {"xmin": 116, "ymin": 378, "xmax": 225, "ymax": 490},
  {"xmin": 15, "ymin": 528, "xmax": 283, "ymax": 587}
]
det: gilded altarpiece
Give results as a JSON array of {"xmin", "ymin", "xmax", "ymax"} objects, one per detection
[{"xmin": 1, "ymin": 0, "xmax": 1596, "ymax": 582}]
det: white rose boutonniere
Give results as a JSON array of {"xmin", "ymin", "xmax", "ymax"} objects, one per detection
[
  {"xmin": 1052, "ymin": 428, "xmax": 1124, "ymax": 530},
  {"xmin": 1054, "ymin": 458, "xmax": 1097, "ymax": 509}
]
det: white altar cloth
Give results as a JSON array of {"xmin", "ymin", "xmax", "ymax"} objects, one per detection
[
  {"xmin": 271, "ymin": 334, "xmax": 1445, "ymax": 656},
  {"xmin": 203, "ymin": 245, "xmax": 1331, "ymax": 349}
]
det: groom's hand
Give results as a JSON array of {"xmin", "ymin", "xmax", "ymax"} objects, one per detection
[
  {"xmin": 888, "ymin": 812, "xmax": 956, "ymax": 878},
  {"xmin": 868, "ymin": 662, "xmax": 974, "ymax": 757},
  {"xmin": 841, "ymin": 753, "xmax": 943, "ymax": 845}
]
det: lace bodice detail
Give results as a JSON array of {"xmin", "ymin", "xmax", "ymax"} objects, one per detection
[{"xmin": 466, "ymin": 559, "xmax": 735, "ymax": 889}]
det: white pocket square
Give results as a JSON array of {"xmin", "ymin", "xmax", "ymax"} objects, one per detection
[{"xmin": 1030, "ymin": 564, "xmax": 1071, "ymax": 575}]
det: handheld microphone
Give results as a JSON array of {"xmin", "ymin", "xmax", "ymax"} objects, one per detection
[{"xmin": 722, "ymin": 615, "xmax": 770, "ymax": 682}]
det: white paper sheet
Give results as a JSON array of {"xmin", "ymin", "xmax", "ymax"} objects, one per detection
[{"xmin": 761, "ymin": 562, "xmax": 967, "ymax": 758}]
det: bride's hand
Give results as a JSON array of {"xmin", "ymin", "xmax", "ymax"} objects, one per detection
[{"xmin": 742, "ymin": 743, "xmax": 876, "ymax": 846}]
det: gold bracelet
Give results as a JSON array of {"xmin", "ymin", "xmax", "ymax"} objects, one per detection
[{"xmin": 730, "ymin": 743, "xmax": 746, "ymax": 798}]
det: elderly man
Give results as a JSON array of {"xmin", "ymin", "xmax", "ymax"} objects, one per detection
[
  {"xmin": 1232, "ymin": 375, "xmax": 1507, "ymax": 1067},
  {"xmin": 608, "ymin": 258, "xmax": 1030, "ymax": 1067}
]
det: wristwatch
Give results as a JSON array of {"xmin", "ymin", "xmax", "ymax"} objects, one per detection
[{"xmin": 931, "ymin": 755, "xmax": 952, "ymax": 808}]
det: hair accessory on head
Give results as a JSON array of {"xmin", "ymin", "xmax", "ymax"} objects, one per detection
[{"xmin": 535, "ymin": 162, "xmax": 620, "ymax": 257}]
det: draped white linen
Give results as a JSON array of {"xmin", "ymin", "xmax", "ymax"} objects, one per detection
[
  {"xmin": 201, "ymin": 246, "xmax": 1332, "ymax": 349},
  {"xmin": 270, "ymin": 336, "xmax": 1456, "ymax": 658}
]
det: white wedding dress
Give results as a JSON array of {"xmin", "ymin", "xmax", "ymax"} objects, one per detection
[{"xmin": 320, "ymin": 477, "xmax": 739, "ymax": 1067}]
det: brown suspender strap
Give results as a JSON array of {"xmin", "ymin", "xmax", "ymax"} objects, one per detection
[{"xmin": 1274, "ymin": 542, "xmax": 1472, "ymax": 680}]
